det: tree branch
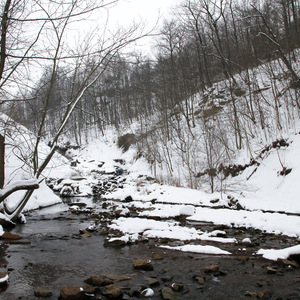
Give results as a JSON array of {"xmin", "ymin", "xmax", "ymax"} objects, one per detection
[{"xmin": 0, "ymin": 179, "xmax": 39, "ymax": 202}]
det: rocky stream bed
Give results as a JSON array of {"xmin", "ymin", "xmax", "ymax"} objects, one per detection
[{"xmin": 0, "ymin": 195, "xmax": 300, "ymax": 300}]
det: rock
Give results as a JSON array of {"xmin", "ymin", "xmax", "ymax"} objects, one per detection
[
  {"xmin": 244, "ymin": 291, "xmax": 257, "ymax": 297},
  {"xmin": 171, "ymin": 283, "xmax": 184, "ymax": 291},
  {"xmin": 133, "ymin": 259, "xmax": 154, "ymax": 271},
  {"xmin": 288, "ymin": 253, "xmax": 300, "ymax": 264},
  {"xmin": 257, "ymin": 289, "xmax": 272, "ymax": 299},
  {"xmin": 130, "ymin": 286, "xmax": 144, "ymax": 297},
  {"xmin": 2, "ymin": 239, "xmax": 30, "ymax": 245},
  {"xmin": 0, "ymin": 217, "xmax": 15, "ymax": 227},
  {"xmin": 84, "ymin": 275, "xmax": 113, "ymax": 286},
  {"xmin": 237, "ymin": 256, "xmax": 249, "ymax": 262},
  {"xmin": 102, "ymin": 284, "xmax": 123, "ymax": 299},
  {"xmin": 79, "ymin": 229, "xmax": 91, "ymax": 238},
  {"xmin": 195, "ymin": 276, "xmax": 205, "ymax": 284},
  {"xmin": 161, "ymin": 275, "xmax": 174, "ymax": 282},
  {"xmin": 1, "ymin": 232, "xmax": 21, "ymax": 240},
  {"xmin": 101, "ymin": 274, "xmax": 131, "ymax": 282},
  {"xmin": 0, "ymin": 272, "xmax": 8, "ymax": 286},
  {"xmin": 277, "ymin": 258, "xmax": 299, "ymax": 268},
  {"xmin": 266, "ymin": 266, "xmax": 277, "ymax": 274},
  {"xmin": 152, "ymin": 251, "xmax": 164, "ymax": 260},
  {"xmin": 161, "ymin": 287, "xmax": 177, "ymax": 300},
  {"xmin": 104, "ymin": 238, "xmax": 127, "ymax": 247},
  {"xmin": 34, "ymin": 288, "xmax": 53, "ymax": 298},
  {"xmin": 144, "ymin": 276, "xmax": 159, "ymax": 287},
  {"xmin": 204, "ymin": 264, "xmax": 219, "ymax": 273},
  {"xmin": 124, "ymin": 196, "xmax": 133, "ymax": 202},
  {"xmin": 210, "ymin": 198, "xmax": 219, "ymax": 204},
  {"xmin": 117, "ymin": 133, "xmax": 136, "ymax": 151},
  {"xmin": 60, "ymin": 287, "xmax": 86, "ymax": 300},
  {"xmin": 82, "ymin": 284, "xmax": 98, "ymax": 295}
]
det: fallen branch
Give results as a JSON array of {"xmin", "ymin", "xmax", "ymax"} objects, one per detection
[{"xmin": 0, "ymin": 179, "xmax": 39, "ymax": 202}]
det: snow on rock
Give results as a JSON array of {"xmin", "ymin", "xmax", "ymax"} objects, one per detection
[
  {"xmin": 257, "ymin": 244, "xmax": 300, "ymax": 261},
  {"xmin": 0, "ymin": 225, "xmax": 4, "ymax": 236},
  {"xmin": 141, "ymin": 288, "xmax": 154, "ymax": 297},
  {"xmin": 179, "ymin": 205, "xmax": 195, "ymax": 216},
  {"xmin": 242, "ymin": 238, "xmax": 252, "ymax": 243},
  {"xmin": 0, "ymin": 272, "xmax": 8, "ymax": 285},
  {"xmin": 106, "ymin": 183, "xmax": 223, "ymax": 207},
  {"xmin": 160, "ymin": 244, "xmax": 231, "ymax": 255},
  {"xmin": 109, "ymin": 217, "xmax": 237, "ymax": 243}
]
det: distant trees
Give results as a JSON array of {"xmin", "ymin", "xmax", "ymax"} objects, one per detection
[{"xmin": 1, "ymin": 0, "xmax": 299, "ymax": 195}]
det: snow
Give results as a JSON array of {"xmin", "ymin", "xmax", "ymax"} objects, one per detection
[
  {"xmin": 0, "ymin": 113, "xmax": 65, "ymax": 213},
  {"xmin": 109, "ymin": 217, "xmax": 237, "ymax": 243},
  {"xmin": 5, "ymin": 181, "xmax": 61, "ymax": 212},
  {"xmin": 257, "ymin": 244, "xmax": 300, "ymax": 261},
  {"xmin": 0, "ymin": 273, "xmax": 8, "ymax": 283},
  {"xmin": 1, "ymin": 52, "xmax": 300, "ymax": 257},
  {"xmin": 0, "ymin": 179, "xmax": 39, "ymax": 198},
  {"xmin": 229, "ymin": 132, "xmax": 300, "ymax": 214},
  {"xmin": 189, "ymin": 207, "xmax": 300, "ymax": 237},
  {"xmin": 141, "ymin": 288, "xmax": 154, "ymax": 297},
  {"xmin": 160, "ymin": 245, "xmax": 231, "ymax": 255},
  {"xmin": 242, "ymin": 238, "xmax": 252, "ymax": 244},
  {"xmin": 0, "ymin": 224, "xmax": 4, "ymax": 236},
  {"xmin": 1, "ymin": 114, "xmax": 300, "ymax": 256}
]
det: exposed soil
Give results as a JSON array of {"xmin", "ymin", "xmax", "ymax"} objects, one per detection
[{"xmin": 0, "ymin": 199, "xmax": 300, "ymax": 300}]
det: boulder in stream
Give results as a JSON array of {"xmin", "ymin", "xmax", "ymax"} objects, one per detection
[
  {"xmin": 102, "ymin": 284, "xmax": 123, "ymax": 299},
  {"xmin": 133, "ymin": 259, "xmax": 154, "ymax": 271},
  {"xmin": 34, "ymin": 288, "xmax": 53, "ymax": 297},
  {"xmin": 59, "ymin": 286, "xmax": 86, "ymax": 300}
]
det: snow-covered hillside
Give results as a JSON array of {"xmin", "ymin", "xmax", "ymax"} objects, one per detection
[
  {"xmin": 1, "ymin": 51, "xmax": 299, "ymax": 259},
  {"xmin": 31, "ymin": 120, "xmax": 300, "ymax": 259}
]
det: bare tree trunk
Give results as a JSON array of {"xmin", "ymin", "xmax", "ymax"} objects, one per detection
[
  {"xmin": 0, "ymin": 0, "xmax": 11, "ymax": 82},
  {"xmin": 0, "ymin": 134, "xmax": 4, "ymax": 189}
]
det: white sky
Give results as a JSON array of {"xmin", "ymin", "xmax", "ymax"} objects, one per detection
[
  {"xmin": 66, "ymin": 0, "xmax": 182, "ymax": 57},
  {"xmin": 106, "ymin": 0, "xmax": 182, "ymax": 55},
  {"xmin": 109, "ymin": 0, "xmax": 179, "ymax": 26}
]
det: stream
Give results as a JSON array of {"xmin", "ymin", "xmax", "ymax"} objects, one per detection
[{"xmin": 1, "ymin": 197, "xmax": 300, "ymax": 300}]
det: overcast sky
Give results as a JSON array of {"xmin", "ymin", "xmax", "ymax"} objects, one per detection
[
  {"xmin": 109, "ymin": 0, "xmax": 179, "ymax": 26},
  {"xmin": 69, "ymin": 0, "xmax": 182, "ymax": 58},
  {"xmin": 107, "ymin": 0, "xmax": 182, "ymax": 55}
]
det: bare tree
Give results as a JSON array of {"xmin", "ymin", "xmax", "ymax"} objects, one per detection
[
  {"xmin": 251, "ymin": 3, "xmax": 300, "ymax": 86},
  {"xmin": 0, "ymin": 0, "xmax": 149, "ymax": 222}
]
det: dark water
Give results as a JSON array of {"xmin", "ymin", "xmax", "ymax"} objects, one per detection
[{"xmin": 1, "ymin": 199, "xmax": 300, "ymax": 300}]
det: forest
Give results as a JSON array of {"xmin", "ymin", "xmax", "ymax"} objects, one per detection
[{"xmin": 1, "ymin": 0, "xmax": 300, "ymax": 194}]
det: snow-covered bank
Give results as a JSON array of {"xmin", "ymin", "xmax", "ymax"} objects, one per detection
[{"xmin": 0, "ymin": 113, "xmax": 65, "ymax": 229}]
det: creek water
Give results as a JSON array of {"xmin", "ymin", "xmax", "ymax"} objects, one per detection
[{"xmin": 1, "ymin": 198, "xmax": 300, "ymax": 300}]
